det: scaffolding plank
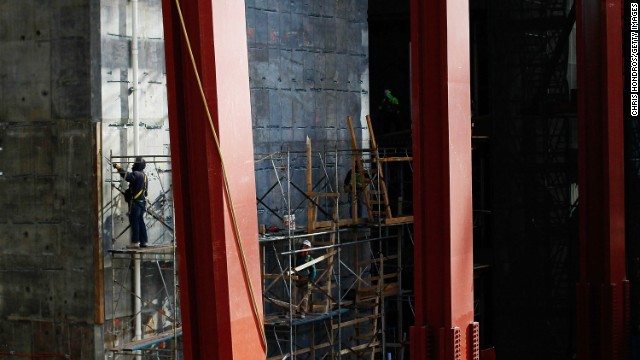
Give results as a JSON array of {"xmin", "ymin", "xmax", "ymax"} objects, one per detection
[
  {"xmin": 306, "ymin": 192, "xmax": 339, "ymax": 198},
  {"xmin": 109, "ymin": 327, "xmax": 182, "ymax": 352},
  {"xmin": 376, "ymin": 157, "xmax": 413, "ymax": 163},
  {"xmin": 359, "ymin": 281, "xmax": 400, "ymax": 294},
  {"xmin": 360, "ymin": 272, "xmax": 399, "ymax": 283},
  {"xmin": 338, "ymin": 340, "xmax": 380, "ymax": 355},
  {"xmin": 264, "ymin": 308, "xmax": 348, "ymax": 327},
  {"xmin": 313, "ymin": 220, "xmax": 337, "ymax": 229},
  {"xmin": 288, "ymin": 250, "xmax": 337, "ymax": 274},
  {"xmin": 108, "ymin": 244, "xmax": 175, "ymax": 254},
  {"xmin": 383, "ymin": 216, "xmax": 414, "ymax": 225},
  {"xmin": 331, "ymin": 314, "xmax": 378, "ymax": 329}
]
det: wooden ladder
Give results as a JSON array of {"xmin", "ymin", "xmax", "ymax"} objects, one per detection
[
  {"xmin": 347, "ymin": 116, "xmax": 371, "ymax": 223},
  {"xmin": 347, "ymin": 115, "xmax": 413, "ymax": 224},
  {"xmin": 352, "ymin": 253, "xmax": 401, "ymax": 359},
  {"xmin": 363, "ymin": 115, "xmax": 393, "ymax": 222},
  {"xmin": 353, "ymin": 254, "xmax": 384, "ymax": 360}
]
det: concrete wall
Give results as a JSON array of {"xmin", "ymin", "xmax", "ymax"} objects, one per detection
[
  {"xmin": 0, "ymin": 0, "xmax": 103, "ymax": 358},
  {"xmin": 0, "ymin": 0, "xmax": 172, "ymax": 357},
  {"xmin": 246, "ymin": 0, "xmax": 370, "ymax": 227}
]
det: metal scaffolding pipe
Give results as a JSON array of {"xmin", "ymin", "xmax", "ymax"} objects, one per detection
[
  {"xmin": 133, "ymin": 254, "xmax": 142, "ymax": 341},
  {"xmin": 131, "ymin": 0, "xmax": 142, "ymax": 343},
  {"xmin": 132, "ymin": 0, "xmax": 140, "ymax": 156}
]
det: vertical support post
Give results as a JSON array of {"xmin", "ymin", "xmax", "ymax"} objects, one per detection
[
  {"xmin": 307, "ymin": 137, "xmax": 314, "ymax": 233},
  {"xmin": 352, "ymin": 155, "xmax": 360, "ymax": 224},
  {"xmin": 409, "ymin": 0, "xmax": 476, "ymax": 359},
  {"xmin": 94, "ymin": 124, "xmax": 105, "ymax": 326},
  {"xmin": 576, "ymin": 1, "xmax": 628, "ymax": 359},
  {"xmin": 397, "ymin": 230, "xmax": 403, "ymax": 358},
  {"xmin": 132, "ymin": 0, "xmax": 140, "ymax": 156},
  {"xmin": 311, "ymin": 324, "xmax": 316, "ymax": 360},
  {"xmin": 161, "ymin": 0, "xmax": 264, "ymax": 359},
  {"xmin": 134, "ymin": 254, "xmax": 142, "ymax": 341},
  {"xmin": 131, "ymin": 0, "xmax": 142, "ymax": 342}
]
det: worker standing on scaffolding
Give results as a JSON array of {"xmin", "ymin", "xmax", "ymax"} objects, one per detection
[
  {"xmin": 113, "ymin": 156, "xmax": 149, "ymax": 248},
  {"xmin": 295, "ymin": 239, "xmax": 316, "ymax": 318}
]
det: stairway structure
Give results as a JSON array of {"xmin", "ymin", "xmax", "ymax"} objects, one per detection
[{"xmin": 347, "ymin": 115, "xmax": 413, "ymax": 225}]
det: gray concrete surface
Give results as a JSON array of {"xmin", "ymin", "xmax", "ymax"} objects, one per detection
[
  {"xmin": 0, "ymin": 0, "xmax": 172, "ymax": 357},
  {"xmin": 247, "ymin": 0, "xmax": 370, "ymax": 227},
  {"xmin": 0, "ymin": 0, "xmax": 103, "ymax": 358}
]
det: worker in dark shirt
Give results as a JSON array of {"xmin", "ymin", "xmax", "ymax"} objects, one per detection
[{"xmin": 113, "ymin": 156, "xmax": 149, "ymax": 248}]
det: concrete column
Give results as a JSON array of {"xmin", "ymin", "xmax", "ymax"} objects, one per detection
[
  {"xmin": 409, "ymin": 0, "xmax": 477, "ymax": 359},
  {"xmin": 161, "ymin": 0, "xmax": 264, "ymax": 358}
]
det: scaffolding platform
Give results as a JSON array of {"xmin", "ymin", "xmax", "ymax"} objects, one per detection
[
  {"xmin": 108, "ymin": 327, "xmax": 182, "ymax": 353},
  {"xmin": 265, "ymin": 308, "xmax": 349, "ymax": 327},
  {"xmin": 108, "ymin": 244, "xmax": 175, "ymax": 255}
]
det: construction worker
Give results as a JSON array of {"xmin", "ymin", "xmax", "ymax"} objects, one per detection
[
  {"xmin": 294, "ymin": 239, "xmax": 316, "ymax": 318},
  {"xmin": 378, "ymin": 89, "xmax": 400, "ymax": 115},
  {"xmin": 343, "ymin": 169, "xmax": 363, "ymax": 194},
  {"xmin": 113, "ymin": 156, "xmax": 149, "ymax": 248},
  {"xmin": 378, "ymin": 89, "xmax": 403, "ymax": 132}
]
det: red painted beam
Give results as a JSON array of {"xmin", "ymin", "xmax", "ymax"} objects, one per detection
[
  {"xmin": 576, "ymin": 0, "xmax": 627, "ymax": 359},
  {"xmin": 409, "ymin": 0, "xmax": 476, "ymax": 359},
  {"xmin": 161, "ymin": 0, "xmax": 264, "ymax": 359}
]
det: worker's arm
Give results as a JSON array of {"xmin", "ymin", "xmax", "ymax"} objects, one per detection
[
  {"xmin": 113, "ymin": 163, "xmax": 127, "ymax": 178},
  {"xmin": 113, "ymin": 163, "xmax": 136, "ymax": 182}
]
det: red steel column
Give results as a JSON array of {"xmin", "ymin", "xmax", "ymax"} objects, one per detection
[
  {"xmin": 576, "ymin": 1, "xmax": 628, "ymax": 359},
  {"xmin": 161, "ymin": 0, "xmax": 264, "ymax": 359},
  {"xmin": 409, "ymin": 0, "xmax": 477, "ymax": 359}
]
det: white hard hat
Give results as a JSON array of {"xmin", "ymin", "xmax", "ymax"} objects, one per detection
[{"xmin": 302, "ymin": 240, "xmax": 312, "ymax": 247}]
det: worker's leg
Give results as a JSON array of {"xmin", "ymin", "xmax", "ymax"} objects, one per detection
[
  {"xmin": 299, "ymin": 284, "xmax": 311, "ymax": 314},
  {"xmin": 294, "ymin": 285, "xmax": 302, "ymax": 312},
  {"xmin": 129, "ymin": 201, "xmax": 147, "ymax": 245},
  {"xmin": 129, "ymin": 204, "xmax": 141, "ymax": 244},
  {"xmin": 137, "ymin": 202, "xmax": 148, "ymax": 246}
]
